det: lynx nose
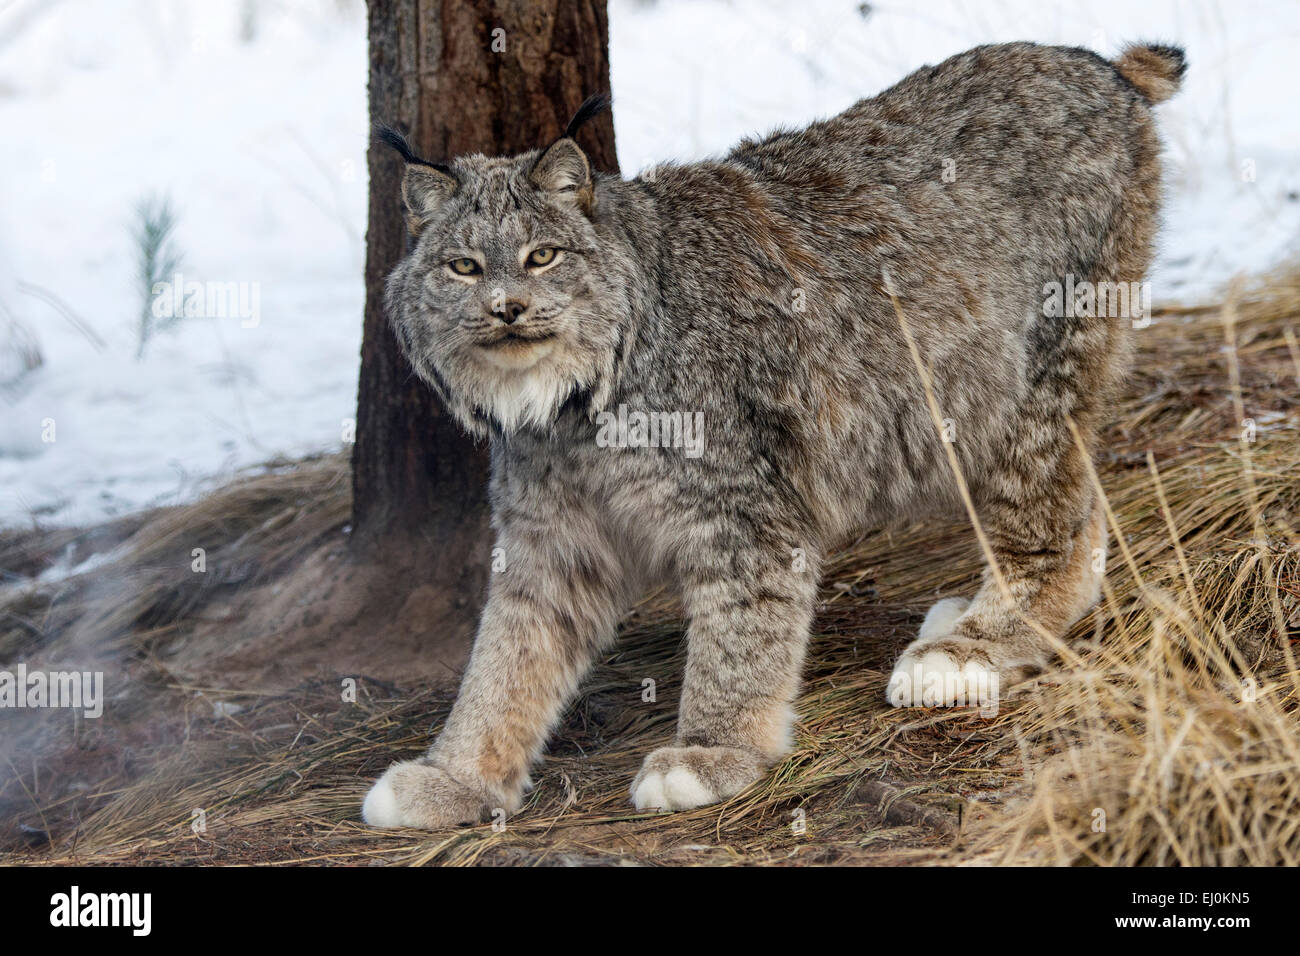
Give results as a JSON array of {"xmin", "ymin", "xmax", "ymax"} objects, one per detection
[{"xmin": 497, "ymin": 300, "xmax": 528, "ymax": 325}]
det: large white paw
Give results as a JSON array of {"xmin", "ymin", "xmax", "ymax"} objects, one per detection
[
  {"xmin": 631, "ymin": 765, "xmax": 717, "ymax": 812},
  {"xmin": 887, "ymin": 597, "xmax": 1000, "ymax": 710},
  {"xmin": 629, "ymin": 745, "xmax": 764, "ymax": 813},
  {"xmin": 887, "ymin": 642, "xmax": 999, "ymax": 708},
  {"xmin": 360, "ymin": 760, "xmax": 488, "ymax": 829}
]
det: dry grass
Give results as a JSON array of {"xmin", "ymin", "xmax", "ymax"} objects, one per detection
[
  {"xmin": 0, "ymin": 453, "xmax": 350, "ymax": 662},
  {"xmin": 969, "ymin": 272, "xmax": 1300, "ymax": 865},
  {"xmin": 1, "ymin": 263, "xmax": 1297, "ymax": 866}
]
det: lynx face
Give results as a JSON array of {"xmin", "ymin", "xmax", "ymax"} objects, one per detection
[{"xmin": 385, "ymin": 144, "xmax": 629, "ymax": 436}]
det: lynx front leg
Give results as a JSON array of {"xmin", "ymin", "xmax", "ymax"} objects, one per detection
[
  {"xmin": 363, "ymin": 524, "xmax": 625, "ymax": 829},
  {"xmin": 632, "ymin": 538, "xmax": 817, "ymax": 811}
]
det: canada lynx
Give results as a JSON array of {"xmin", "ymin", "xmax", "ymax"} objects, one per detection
[{"xmin": 363, "ymin": 41, "xmax": 1186, "ymax": 828}]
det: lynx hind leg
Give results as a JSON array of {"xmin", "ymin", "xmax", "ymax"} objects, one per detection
[{"xmin": 888, "ymin": 489, "xmax": 1107, "ymax": 711}]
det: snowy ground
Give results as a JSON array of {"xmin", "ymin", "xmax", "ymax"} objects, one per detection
[{"xmin": 1, "ymin": 0, "xmax": 1297, "ymax": 530}]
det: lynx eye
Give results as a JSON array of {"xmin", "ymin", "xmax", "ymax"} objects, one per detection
[
  {"xmin": 526, "ymin": 246, "xmax": 560, "ymax": 268},
  {"xmin": 448, "ymin": 257, "xmax": 481, "ymax": 277}
]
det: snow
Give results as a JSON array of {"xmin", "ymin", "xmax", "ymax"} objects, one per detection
[
  {"xmin": 607, "ymin": 0, "xmax": 1300, "ymax": 301},
  {"xmin": 1, "ymin": 0, "xmax": 1297, "ymax": 530}
]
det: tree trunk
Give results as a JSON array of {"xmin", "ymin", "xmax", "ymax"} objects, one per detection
[{"xmin": 353, "ymin": 1, "xmax": 617, "ymax": 640}]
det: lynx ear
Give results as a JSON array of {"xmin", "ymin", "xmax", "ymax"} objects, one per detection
[
  {"xmin": 400, "ymin": 165, "xmax": 457, "ymax": 235},
  {"xmin": 375, "ymin": 124, "xmax": 457, "ymax": 236},
  {"xmin": 529, "ymin": 138, "xmax": 594, "ymax": 213},
  {"xmin": 527, "ymin": 92, "xmax": 608, "ymax": 214}
]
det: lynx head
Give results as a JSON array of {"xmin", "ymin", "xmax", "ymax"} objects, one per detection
[{"xmin": 381, "ymin": 95, "xmax": 629, "ymax": 438}]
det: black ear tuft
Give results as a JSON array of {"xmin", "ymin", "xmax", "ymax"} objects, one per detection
[
  {"xmin": 374, "ymin": 123, "xmax": 455, "ymax": 176},
  {"xmin": 562, "ymin": 93, "xmax": 611, "ymax": 141}
]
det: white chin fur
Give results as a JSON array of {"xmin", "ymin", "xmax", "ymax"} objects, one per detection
[{"xmin": 472, "ymin": 355, "xmax": 578, "ymax": 433}]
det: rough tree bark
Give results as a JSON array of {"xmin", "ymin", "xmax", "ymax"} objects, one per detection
[{"xmin": 353, "ymin": 1, "xmax": 617, "ymax": 639}]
